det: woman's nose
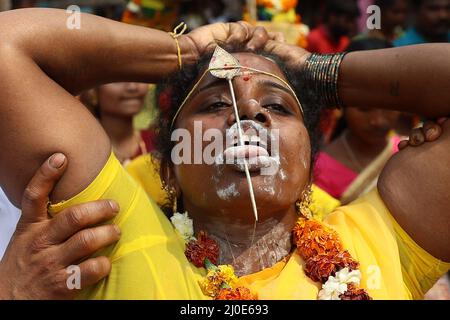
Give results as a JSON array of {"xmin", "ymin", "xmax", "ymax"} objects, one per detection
[{"xmin": 227, "ymin": 99, "xmax": 271, "ymax": 126}]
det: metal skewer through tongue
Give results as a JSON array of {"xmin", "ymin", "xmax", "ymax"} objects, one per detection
[
  {"xmin": 227, "ymin": 78, "xmax": 259, "ymax": 222},
  {"xmin": 209, "ymin": 46, "xmax": 259, "ymax": 222}
]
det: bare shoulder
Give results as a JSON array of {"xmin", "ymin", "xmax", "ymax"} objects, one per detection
[{"xmin": 378, "ymin": 121, "xmax": 450, "ymax": 261}]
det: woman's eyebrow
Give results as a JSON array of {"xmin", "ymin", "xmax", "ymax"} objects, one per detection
[
  {"xmin": 197, "ymin": 78, "xmax": 227, "ymax": 92},
  {"xmin": 257, "ymin": 79, "xmax": 293, "ymax": 96}
]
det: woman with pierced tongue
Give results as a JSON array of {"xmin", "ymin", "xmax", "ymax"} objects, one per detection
[{"xmin": 0, "ymin": 9, "xmax": 448, "ymax": 300}]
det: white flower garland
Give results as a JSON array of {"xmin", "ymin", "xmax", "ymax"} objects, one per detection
[
  {"xmin": 170, "ymin": 211, "xmax": 194, "ymax": 242},
  {"xmin": 318, "ymin": 268, "xmax": 362, "ymax": 300}
]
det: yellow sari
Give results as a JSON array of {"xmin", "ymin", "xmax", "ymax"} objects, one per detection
[{"xmin": 48, "ymin": 153, "xmax": 449, "ymax": 299}]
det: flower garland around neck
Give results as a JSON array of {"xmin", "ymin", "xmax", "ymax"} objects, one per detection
[{"xmin": 170, "ymin": 210, "xmax": 371, "ymax": 300}]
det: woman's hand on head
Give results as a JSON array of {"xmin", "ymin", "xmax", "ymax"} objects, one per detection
[
  {"xmin": 182, "ymin": 21, "xmax": 282, "ymax": 59},
  {"xmin": 398, "ymin": 118, "xmax": 448, "ymax": 150},
  {"xmin": 264, "ymin": 39, "xmax": 311, "ymax": 71},
  {"xmin": 0, "ymin": 154, "xmax": 121, "ymax": 300}
]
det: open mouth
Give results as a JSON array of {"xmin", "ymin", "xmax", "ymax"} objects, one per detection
[{"xmin": 217, "ymin": 120, "xmax": 279, "ymax": 173}]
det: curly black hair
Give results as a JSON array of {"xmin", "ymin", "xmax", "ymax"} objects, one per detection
[{"xmin": 154, "ymin": 46, "xmax": 326, "ymax": 173}]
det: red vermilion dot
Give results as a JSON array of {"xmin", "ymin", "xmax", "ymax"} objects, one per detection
[{"xmin": 243, "ymin": 75, "xmax": 250, "ymax": 81}]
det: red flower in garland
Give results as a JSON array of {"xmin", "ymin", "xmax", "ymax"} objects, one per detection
[
  {"xmin": 304, "ymin": 250, "xmax": 359, "ymax": 283},
  {"xmin": 339, "ymin": 284, "xmax": 372, "ymax": 300},
  {"xmin": 216, "ymin": 287, "xmax": 257, "ymax": 300},
  {"xmin": 185, "ymin": 231, "xmax": 219, "ymax": 268}
]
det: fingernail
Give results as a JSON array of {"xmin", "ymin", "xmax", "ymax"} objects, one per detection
[
  {"xmin": 49, "ymin": 153, "xmax": 66, "ymax": 168},
  {"xmin": 426, "ymin": 127, "xmax": 436, "ymax": 137},
  {"xmin": 109, "ymin": 200, "xmax": 119, "ymax": 213},
  {"xmin": 113, "ymin": 225, "xmax": 121, "ymax": 236}
]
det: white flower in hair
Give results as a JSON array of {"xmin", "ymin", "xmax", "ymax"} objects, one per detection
[
  {"xmin": 170, "ymin": 212, "xmax": 194, "ymax": 242},
  {"xmin": 318, "ymin": 268, "xmax": 362, "ymax": 300}
]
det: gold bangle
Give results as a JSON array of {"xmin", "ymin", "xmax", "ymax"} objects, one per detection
[{"xmin": 169, "ymin": 22, "xmax": 188, "ymax": 70}]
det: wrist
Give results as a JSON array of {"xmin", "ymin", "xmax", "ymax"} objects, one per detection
[
  {"xmin": 301, "ymin": 52, "xmax": 347, "ymax": 109},
  {"xmin": 178, "ymin": 35, "xmax": 200, "ymax": 67}
]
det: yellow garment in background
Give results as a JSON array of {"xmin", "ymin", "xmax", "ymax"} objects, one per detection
[
  {"xmin": 125, "ymin": 153, "xmax": 166, "ymax": 206},
  {"xmin": 49, "ymin": 153, "xmax": 449, "ymax": 299}
]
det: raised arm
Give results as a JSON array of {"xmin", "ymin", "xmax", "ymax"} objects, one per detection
[
  {"xmin": 265, "ymin": 41, "xmax": 450, "ymax": 260},
  {"xmin": 0, "ymin": 9, "xmax": 270, "ymax": 206},
  {"xmin": 336, "ymin": 45, "xmax": 450, "ymax": 261},
  {"xmin": 339, "ymin": 44, "xmax": 450, "ymax": 118}
]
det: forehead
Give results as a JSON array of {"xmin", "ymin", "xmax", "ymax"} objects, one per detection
[{"xmin": 198, "ymin": 52, "xmax": 289, "ymax": 87}]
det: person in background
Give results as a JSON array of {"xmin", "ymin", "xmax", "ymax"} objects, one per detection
[
  {"xmin": 394, "ymin": 0, "xmax": 450, "ymax": 46},
  {"xmin": 314, "ymin": 38, "xmax": 402, "ymax": 204},
  {"xmin": 306, "ymin": 0, "xmax": 360, "ymax": 53},
  {"xmin": 367, "ymin": 0, "xmax": 409, "ymax": 41},
  {"xmin": 80, "ymin": 83, "xmax": 154, "ymax": 165},
  {"xmin": 307, "ymin": 0, "xmax": 360, "ymax": 143}
]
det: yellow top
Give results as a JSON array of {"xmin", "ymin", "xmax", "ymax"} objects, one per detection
[
  {"xmin": 125, "ymin": 154, "xmax": 167, "ymax": 206},
  {"xmin": 49, "ymin": 153, "xmax": 450, "ymax": 299}
]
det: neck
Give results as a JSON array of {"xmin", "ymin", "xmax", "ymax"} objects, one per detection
[
  {"xmin": 187, "ymin": 203, "xmax": 297, "ymax": 276},
  {"xmin": 100, "ymin": 112, "xmax": 135, "ymax": 142}
]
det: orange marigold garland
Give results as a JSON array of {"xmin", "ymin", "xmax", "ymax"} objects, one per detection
[
  {"xmin": 305, "ymin": 251, "xmax": 359, "ymax": 283},
  {"xmin": 292, "ymin": 218, "xmax": 342, "ymax": 259},
  {"xmin": 216, "ymin": 287, "xmax": 257, "ymax": 300},
  {"xmin": 172, "ymin": 211, "xmax": 370, "ymax": 300},
  {"xmin": 293, "ymin": 217, "xmax": 371, "ymax": 300}
]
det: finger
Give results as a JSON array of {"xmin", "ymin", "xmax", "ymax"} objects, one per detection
[
  {"xmin": 246, "ymin": 26, "xmax": 270, "ymax": 51},
  {"xmin": 46, "ymin": 199, "xmax": 120, "ymax": 243},
  {"xmin": 409, "ymin": 127, "xmax": 425, "ymax": 146},
  {"xmin": 20, "ymin": 153, "xmax": 67, "ymax": 224},
  {"xmin": 264, "ymin": 39, "xmax": 281, "ymax": 56},
  {"xmin": 398, "ymin": 139, "xmax": 409, "ymax": 150},
  {"xmin": 61, "ymin": 256, "xmax": 111, "ymax": 293},
  {"xmin": 78, "ymin": 256, "xmax": 112, "ymax": 289},
  {"xmin": 423, "ymin": 121, "xmax": 442, "ymax": 142},
  {"xmin": 437, "ymin": 117, "xmax": 448, "ymax": 125},
  {"xmin": 58, "ymin": 224, "xmax": 121, "ymax": 266},
  {"xmin": 227, "ymin": 21, "xmax": 252, "ymax": 44},
  {"xmin": 269, "ymin": 31, "xmax": 286, "ymax": 43}
]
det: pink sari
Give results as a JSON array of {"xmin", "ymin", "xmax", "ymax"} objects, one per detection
[{"xmin": 314, "ymin": 136, "xmax": 401, "ymax": 201}]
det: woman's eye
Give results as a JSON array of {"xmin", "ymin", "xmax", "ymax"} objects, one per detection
[
  {"xmin": 204, "ymin": 101, "xmax": 230, "ymax": 112},
  {"xmin": 264, "ymin": 103, "xmax": 289, "ymax": 114}
]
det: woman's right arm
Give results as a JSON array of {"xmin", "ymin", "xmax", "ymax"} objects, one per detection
[{"xmin": 0, "ymin": 9, "xmax": 270, "ymax": 206}]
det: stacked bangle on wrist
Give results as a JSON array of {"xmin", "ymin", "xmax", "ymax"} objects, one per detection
[{"xmin": 302, "ymin": 52, "xmax": 347, "ymax": 109}]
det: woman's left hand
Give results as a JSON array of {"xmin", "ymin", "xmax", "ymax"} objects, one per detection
[
  {"xmin": 398, "ymin": 118, "xmax": 448, "ymax": 150},
  {"xmin": 181, "ymin": 21, "xmax": 280, "ymax": 60}
]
